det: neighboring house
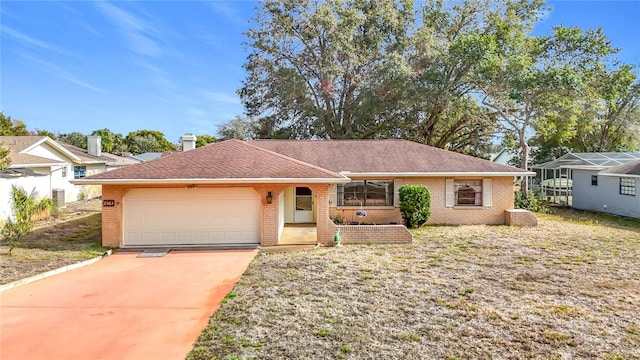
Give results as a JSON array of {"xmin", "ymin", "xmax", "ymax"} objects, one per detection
[
  {"xmin": 128, "ymin": 152, "xmax": 164, "ymax": 162},
  {"xmin": 76, "ymin": 139, "xmax": 533, "ymax": 248},
  {"xmin": 59, "ymin": 137, "xmax": 138, "ymax": 199},
  {"xmin": 0, "ymin": 136, "xmax": 134, "ymax": 217},
  {"xmin": 531, "ymin": 152, "xmax": 640, "ymax": 205},
  {"xmin": 572, "ymin": 160, "xmax": 640, "ymax": 219},
  {"xmin": 0, "ymin": 169, "xmax": 50, "ymax": 222}
]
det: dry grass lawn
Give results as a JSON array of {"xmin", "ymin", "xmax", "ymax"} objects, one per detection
[
  {"xmin": 189, "ymin": 210, "xmax": 640, "ymax": 360},
  {"xmin": 0, "ymin": 199, "xmax": 109, "ymax": 285}
]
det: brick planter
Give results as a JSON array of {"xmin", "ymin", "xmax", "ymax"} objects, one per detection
[{"xmin": 331, "ymin": 223, "xmax": 412, "ymax": 245}]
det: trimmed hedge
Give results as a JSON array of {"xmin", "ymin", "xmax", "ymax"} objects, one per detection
[{"xmin": 399, "ymin": 185, "xmax": 431, "ymax": 228}]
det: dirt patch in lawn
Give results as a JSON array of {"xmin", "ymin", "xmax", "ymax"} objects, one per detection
[
  {"xmin": 0, "ymin": 199, "xmax": 109, "ymax": 285},
  {"xmin": 189, "ymin": 210, "xmax": 640, "ymax": 359}
]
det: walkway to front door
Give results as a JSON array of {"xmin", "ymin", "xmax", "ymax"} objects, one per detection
[{"xmin": 279, "ymin": 224, "xmax": 316, "ymax": 245}]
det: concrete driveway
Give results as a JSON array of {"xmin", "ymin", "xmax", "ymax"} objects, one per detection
[{"xmin": 0, "ymin": 250, "xmax": 257, "ymax": 360}]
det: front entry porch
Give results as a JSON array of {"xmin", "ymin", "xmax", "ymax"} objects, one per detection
[{"xmin": 279, "ymin": 224, "xmax": 317, "ymax": 245}]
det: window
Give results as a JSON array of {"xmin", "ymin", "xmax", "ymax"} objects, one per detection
[
  {"xmin": 337, "ymin": 180, "xmax": 394, "ymax": 206},
  {"xmin": 620, "ymin": 177, "xmax": 636, "ymax": 196},
  {"xmin": 591, "ymin": 175, "xmax": 598, "ymax": 186},
  {"xmin": 454, "ymin": 180, "xmax": 482, "ymax": 206},
  {"xmin": 74, "ymin": 166, "xmax": 86, "ymax": 179}
]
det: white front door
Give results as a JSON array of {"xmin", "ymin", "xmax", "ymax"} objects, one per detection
[{"xmin": 294, "ymin": 187, "xmax": 314, "ymax": 223}]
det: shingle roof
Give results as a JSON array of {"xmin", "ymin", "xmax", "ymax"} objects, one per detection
[
  {"xmin": 252, "ymin": 139, "xmax": 527, "ymax": 174},
  {"xmin": 85, "ymin": 139, "xmax": 346, "ymax": 181},
  {"xmin": 58, "ymin": 142, "xmax": 115, "ymax": 164},
  {"xmin": 0, "ymin": 136, "xmax": 66, "ymax": 166},
  {"xmin": 600, "ymin": 160, "xmax": 640, "ymax": 176}
]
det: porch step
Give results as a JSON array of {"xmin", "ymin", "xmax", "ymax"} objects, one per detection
[{"xmin": 280, "ymin": 225, "xmax": 317, "ymax": 245}]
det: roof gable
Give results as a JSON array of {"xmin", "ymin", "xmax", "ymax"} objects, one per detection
[
  {"xmin": 0, "ymin": 136, "xmax": 79, "ymax": 166},
  {"xmin": 252, "ymin": 139, "xmax": 528, "ymax": 174},
  {"xmin": 84, "ymin": 139, "xmax": 346, "ymax": 182}
]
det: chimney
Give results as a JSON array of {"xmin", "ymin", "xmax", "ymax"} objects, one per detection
[
  {"xmin": 181, "ymin": 133, "xmax": 197, "ymax": 152},
  {"xmin": 87, "ymin": 136, "xmax": 102, "ymax": 157}
]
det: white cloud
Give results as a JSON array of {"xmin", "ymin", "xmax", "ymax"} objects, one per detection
[
  {"xmin": 95, "ymin": 2, "xmax": 161, "ymax": 57},
  {"xmin": 16, "ymin": 52, "xmax": 106, "ymax": 93},
  {"xmin": 1, "ymin": 25, "xmax": 68, "ymax": 54}
]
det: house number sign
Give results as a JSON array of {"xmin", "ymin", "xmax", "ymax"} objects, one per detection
[{"xmin": 103, "ymin": 200, "xmax": 116, "ymax": 207}]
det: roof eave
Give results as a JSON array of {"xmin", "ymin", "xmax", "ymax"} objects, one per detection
[
  {"xmin": 72, "ymin": 177, "xmax": 352, "ymax": 185},
  {"xmin": 340, "ymin": 171, "xmax": 536, "ymax": 177},
  {"xmin": 10, "ymin": 162, "xmax": 67, "ymax": 168},
  {"xmin": 599, "ymin": 173, "xmax": 640, "ymax": 178}
]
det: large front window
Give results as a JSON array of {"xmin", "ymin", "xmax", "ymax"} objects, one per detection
[
  {"xmin": 455, "ymin": 180, "xmax": 482, "ymax": 206},
  {"xmin": 337, "ymin": 180, "xmax": 394, "ymax": 206}
]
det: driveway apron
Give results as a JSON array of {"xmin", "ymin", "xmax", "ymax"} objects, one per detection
[{"xmin": 0, "ymin": 250, "xmax": 257, "ymax": 360}]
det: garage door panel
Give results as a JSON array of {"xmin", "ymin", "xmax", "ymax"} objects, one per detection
[{"xmin": 123, "ymin": 188, "xmax": 260, "ymax": 246}]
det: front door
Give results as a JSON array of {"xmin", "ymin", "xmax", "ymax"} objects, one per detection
[{"xmin": 294, "ymin": 187, "xmax": 314, "ymax": 223}]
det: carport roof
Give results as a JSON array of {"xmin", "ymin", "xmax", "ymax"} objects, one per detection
[{"xmin": 77, "ymin": 139, "xmax": 349, "ymax": 184}]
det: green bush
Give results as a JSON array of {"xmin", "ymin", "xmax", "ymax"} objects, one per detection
[
  {"xmin": 399, "ymin": 185, "xmax": 431, "ymax": 228},
  {"xmin": 514, "ymin": 191, "xmax": 554, "ymax": 214},
  {"xmin": 2, "ymin": 185, "xmax": 56, "ymax": 255}
]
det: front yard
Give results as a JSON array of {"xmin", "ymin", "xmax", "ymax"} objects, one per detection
[
  {"xmin": 189, "ymin": 210, "xmax": 640, "ymax": 359},
  {"xmin": 0, "ymin": 199, "xmax": 108, "ymax": 285}
]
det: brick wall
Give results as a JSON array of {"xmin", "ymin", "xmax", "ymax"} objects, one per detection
[
  {"xmin": 505, "ymin": 209, "xmax": 538, "ymax": 226},
  {"xmin": 101, "ymin": 185, "xmax": 129, "ymax": 247},
  {"xmin": 100, "ymin": 183, "xmax": 332, "ymax": 248},
  {"xmin": 404, "ymin": 177, "xmax": 515, "ymax": 225},
  {"xmin": 329, "ymin": 207, "xmax": 402, "ymax": 225},
  {"xmin": 329, "ymin": 222, "xmax": 412, "ymax": 244}
]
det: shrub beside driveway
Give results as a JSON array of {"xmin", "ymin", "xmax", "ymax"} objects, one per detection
[
  {"xmin": 0, "ymin": 200, "xmax": 109, "ymax": 285},
  {"xmin": 189, "ymin": 210, "xmax": 640, "ymax": 359}
]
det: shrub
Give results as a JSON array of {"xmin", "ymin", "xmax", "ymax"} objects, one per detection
[
  {"xmin": 399, "ymin": 185, "xmax": 431, "ymax": 228},
  {"xmin": 2, "ymin": 185, "xmax": 56, "ymax": 255},
  {"xmin": 515, "ymin": 191, "xmax": 554, "ymax": 214}
]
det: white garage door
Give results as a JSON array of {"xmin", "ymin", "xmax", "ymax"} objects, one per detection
[{"xmin": 123, "ymin": 187, "xmax": 260, "ymax": 246}]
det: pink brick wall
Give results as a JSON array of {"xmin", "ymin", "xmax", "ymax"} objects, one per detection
[
  {"xmin": 505, "ymin": 209, "xmax": 538, "ymax": 226},
  {"xmin": 329, "ymin": 176, "xmax": 515, "ymax": 226},
  {"xmin": 100, "ymin": 183, "xmax": 332, "ymax": 248},
  {"xmin": 330, "ymin": 222, "xmax": 412, "ymax": 244}
]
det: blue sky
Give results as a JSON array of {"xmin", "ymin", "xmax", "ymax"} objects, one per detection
[{"xmin": 1, "ymin": 1, "xmax": 639, "ymax": 143}]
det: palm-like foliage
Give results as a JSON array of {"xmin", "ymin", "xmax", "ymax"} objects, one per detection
[{"xmin": 2, "ymin": 185, "xmax": 56, "ymax": 255}]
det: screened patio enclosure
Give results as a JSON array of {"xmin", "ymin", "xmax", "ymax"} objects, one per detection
[{"xmin": 531, "ymin": 152, "xmax": 640, "ymax": 205}]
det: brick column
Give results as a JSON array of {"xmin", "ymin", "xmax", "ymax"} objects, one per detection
[
  {"xmin": 252, "ymin": 185, "xmax": 287, "ymax": 246},
  {"xmin": 309, "ymin": 184, "xmax": 332, "ymax": 244},
  {"xmin": 101, "ymin": 185, "xmax": 129, "ymax": 247}
]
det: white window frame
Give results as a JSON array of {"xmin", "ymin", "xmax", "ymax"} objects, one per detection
[
  {"xmin": 620, "ymin": 177, "xmax": 636, "ymax": 196},
  {"xmin": 446, "ymin": 179, "xmax": 492, "ymax": 207}
]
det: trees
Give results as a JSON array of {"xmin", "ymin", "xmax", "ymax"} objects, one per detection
[
  {"xmin": 124, "ymin": 130, "xmax": 176, "ymax": 155},
  {"xmin": 240, "ymin": 0, "xmax": 413, "ymax": 140},
  {"xmin": 240, "ymin": 0, "xmax": 638, "ymax": 161},
  {"xmin": 0, "ymin": 112, "xmax": 28, "ymax": 136},
  {"xmin": 92, "ymin": 128, "xmax": 127, "ymax": 153},
  {"xmin": 217, "ymin": 116, "xmax": 260, "ymax": 140},
  {"xmin": 480, "ymin": 25, "xmax": 618, "ymax": 193},
  {"xmin": 0, "ymin": 144, "xmax": 11, "ymax": 171},
  {"xmin": 57, "ymin": 132, "xmax": 88, "ymax": 149},
  {"xmin": 195, "ymin": 134, "xmax": 216, "ymax": 147},
  {"xmin": 394, "ymin": 0, "xmax": 544, "ymax": 152}
]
